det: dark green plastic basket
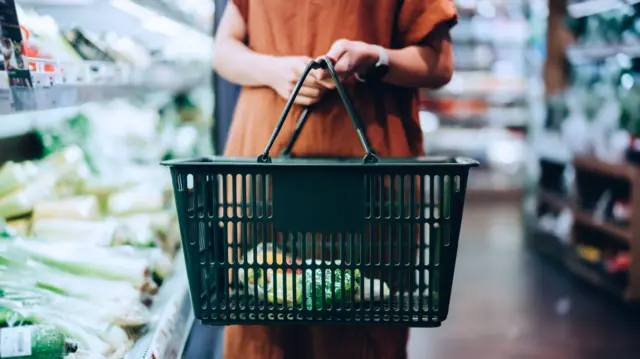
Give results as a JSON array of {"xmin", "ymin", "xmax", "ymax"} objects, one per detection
[{"xmin": 162, "ymin": 57, "xmax": 478, "ymax": 327}]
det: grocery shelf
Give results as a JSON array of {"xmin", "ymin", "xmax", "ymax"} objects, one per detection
[
  {"xmin": 537, "ymin": 189, "xmax": 631, "ymax": 244},
  {"xmin": 566, "ymin": 44, "xmax": 640, "ymax": 64},
  {"xmin": 0, "ymin": 81, "xmax": 200, "ymax": 115},
  {"xmin": 17, "ymin": 0, "xmax": 212, "ymax": 36},
  {"xmin": 573, "ymin": 155, "xmax": 634, "ymax": 180},
  {"xmin": 433, "ymin": 112, "xmax": 529, "ymax": 130},
  {"xmin": 527, "ymin": 223, "xmax": 625, "ymax": 299},
  {"xmin": 131, "ymin": 0, "xmax": 211, "ymax": 35},
  {"xmin": 126, "ymin": 252, "xmax": 194, "ymax": 359},
  {"xmin": 567, "ymin": 0, "xmax": 635, "ymax": 18}
]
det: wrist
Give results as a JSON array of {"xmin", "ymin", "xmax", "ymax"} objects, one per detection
[
  {"xmin": 259, "ymin": 55, "xmax": 280, "ymax": 87},
  {"xmin": 357, "ymin": 45, "xmax": 390, "ymax": 83},
  {"xmin": 364, "ymin": 44, "xmax": 381, "ymax": 67}
]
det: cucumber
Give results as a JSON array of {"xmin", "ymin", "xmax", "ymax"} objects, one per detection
[{"xmin": 0, "ymin": 325, "xmax": 77, "ymax": 359}]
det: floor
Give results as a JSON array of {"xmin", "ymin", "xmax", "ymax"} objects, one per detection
[
  {"xmin": 183, "ymin": 201, "xmax": 640, "ymax": 359},
  {"xmin": 407, "ymin": 201, "xmax": 640, "ymax": 359}
]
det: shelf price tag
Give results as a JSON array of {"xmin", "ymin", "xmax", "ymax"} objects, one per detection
[{"xmin": 0, "ymin": 0, "xmax": 35, "ymax": 111}]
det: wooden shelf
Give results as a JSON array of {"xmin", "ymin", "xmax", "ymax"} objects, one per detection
[
  {"xmin": 563, "ymin": 249, "xmax": 625, "ymax": 299},
  {"xmin": 528, "ymin": 225, "xmax": 626, "ymax": 300},
  {"xmin": 537, "ymin": 189, "xmax": 631, "ymax": 244},
  {"xmin": 574, "ymin": 156, "xmax": 633, "ymax": 181}
]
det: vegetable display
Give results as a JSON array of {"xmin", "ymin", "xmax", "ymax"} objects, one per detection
[{"xmin": 0, "ymin": 145, "xmax": 182, "ymax": 358}]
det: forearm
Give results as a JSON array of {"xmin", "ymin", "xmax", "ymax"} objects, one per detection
[
  {"xmin": 213, "ymin": 37, "xmax": 276, "ymax": 87},
  {"xmin": 383, "ymin": 43, "xmax": 453, "ymax": 89}
]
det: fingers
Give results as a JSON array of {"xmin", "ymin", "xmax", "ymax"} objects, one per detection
[
  {"xmin": 293, "ymin": 85, "xmax": 325, "ymax": 106},
  {"xmin": 309, "ymin": 69, "xmax": 336, "ymax": 89},
  {"xmin": 326, "ymin": 39, "xmax": 349, "ymax": 62},
  {"xmin": 293, "ymin": 95, "xmax": 321, "ymax": 106},
  {"xmin": 297, "ymin": 85, "xmax": 323, "ymax": 98},
  {"xmin": 328, "ymin": 39, "xmax": 354, "ymax": 79}
]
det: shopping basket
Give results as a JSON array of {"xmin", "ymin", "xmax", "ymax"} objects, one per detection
[{"xmin": 162, "ymin": 56, "xmax": 478, "ymax": 327}]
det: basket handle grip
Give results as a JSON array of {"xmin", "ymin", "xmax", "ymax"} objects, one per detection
[{"xmin": 257, "ymin": 56, "xmax": 379, "ymax": 163}]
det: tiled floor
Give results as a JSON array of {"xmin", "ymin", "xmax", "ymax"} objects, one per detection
[{"xmin": 408, "ymin": 201, "xmax": 640, "ymax": 359}]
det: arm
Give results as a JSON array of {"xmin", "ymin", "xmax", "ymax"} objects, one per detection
[
  {"xmin": 214, "ymin": 3, "xmax": 326, "ymax": 105},
  {"xmin": 384, "ymin": 26, "xmax": 454, "ymax": 89},
  {"xmin": 213, "ymin": 3, "xmax": 276, "ymax": 87},
  {"xmin": 325, "ymin": 25, "xmax": 454, "ymax": 90}
]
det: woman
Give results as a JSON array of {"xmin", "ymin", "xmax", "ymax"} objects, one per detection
[{"xmin": 214, "ymin": 0, "xmax": 456, "ymax": 358}]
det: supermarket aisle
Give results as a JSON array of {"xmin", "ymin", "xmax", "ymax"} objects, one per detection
[{"xmin": 408, "ymin": 201, "xmax": 640, "ymax": 359}]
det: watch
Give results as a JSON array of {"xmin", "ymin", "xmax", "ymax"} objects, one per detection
[{"xmin": 355, "ymin": 45, "xmax": 389, "ymax": 83}]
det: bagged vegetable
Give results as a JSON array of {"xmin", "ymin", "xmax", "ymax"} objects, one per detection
[
  {"xmin": 237, "ymin": 244, "xmax": 390, "ymax": 307},
  {"xmin": 106, "ymin": 185, "xmax": 165, "ymax": 216},
  {"xmin": 30, "ymin": 219, "xmax": 120, "ymax": 246},
  {"xmin": 0, "ymin": 171, "xmax": 59, "ymax": 219},
  {"xmin": 6, "ymin": 240, "xmax": 151, "ymax": 288},
  {"xmin": 0, "ymin": 324, "xmax": 78, "ymax": 359},
  {"xmin": 32, "ymin": 195, "xmax": 99, "ymax": 221},
  {"xmin": 0, "ymin": 161, "xmax": 38, "ymax": 198},
  {"xmin": 5, "ymin": 219, "xmax": 30, "ymax": 237}
]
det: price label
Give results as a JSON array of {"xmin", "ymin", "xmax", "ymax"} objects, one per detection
[{"xmin": 0, "ymin": 326, "xmax": 32, "ymax": 358}]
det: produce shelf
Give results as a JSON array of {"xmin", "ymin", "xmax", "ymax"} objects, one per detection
[
  {"xmin": 0, "ymin": 70, "xmax": 206, "ymax": 139},
  {"xmin": 131, "ymin": 0, "xmax": 211, "ymax": 35},
  {"xmin": 126, "ymin": 253, "xmax": 194, "ymax": 359},
  {"xmin": 0, "ymin": 82, "xmax": 198, "ymax": 115}
]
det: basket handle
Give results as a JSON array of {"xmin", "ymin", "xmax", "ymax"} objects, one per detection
[{"xmin": 257, "ymin": 56, "xmax": 379, "ymax": 163}]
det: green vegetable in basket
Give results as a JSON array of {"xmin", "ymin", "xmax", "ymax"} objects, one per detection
[
  {"xmin": 0, "ymin": 325, "xmax": 78, "ymax": 359},
  {"xmin": 266, "ymin": 271, "xmax": 302, "ymax": 305},
  {"xmin": 303, "ymin": 269, "xmax": 361, "ymax": 310}
]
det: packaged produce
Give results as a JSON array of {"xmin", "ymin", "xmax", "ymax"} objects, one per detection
[
  {"xmin": 0, "ymin": 171, "xmax": 59, "ymax": 219},
  {"xmin": 106, "ymin": 185, "xmax": 165, "ymax": 216},
  {"xmin": 32, "ymin": 195, "xmax": 99, "ymax": 221},
  {"xmin": 6, "ymin": 241, "xmax": 151, "ymax": 288},
  {"xmin": 237, "ymin": 244, "xmax": 390, "ymax": 307},
  {"xmin": 302, "ymin": 268, "xmax": 360, "ymax": 310},
  {"xmin": 30, "ymin": 219, "xmax": 119, "ymax": 246},
  {"xmin": 0, "ymin": 325, "xmax": 78, "ymax": 359},
  {"xmin": 112, "ymin": 214, "xmax": 158, "ymax": 248},
  {"xmin": 112, "ymin": 246, "xmax": 174, "ymax": 282},
  {"xmin": 0, "ymin": 161, "xmax": 38, "ymax": 198},
  {"xmin": 5, "ymin": 219, "xmax": 29, "ymax": 237}
]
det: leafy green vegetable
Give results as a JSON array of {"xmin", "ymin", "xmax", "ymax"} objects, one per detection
[{"xmin": 303, "ymin": 269, "xmax": 360, "ymax": 310}]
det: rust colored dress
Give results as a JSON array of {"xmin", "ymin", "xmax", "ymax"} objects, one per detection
[{"xmin": 223, "ymin": 0, "xmax": 457, "ymax": 358}]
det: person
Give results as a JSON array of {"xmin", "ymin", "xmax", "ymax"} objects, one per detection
[{"xmin": 213, "ymin": 0, "xmax": 457, "ymax": 358}]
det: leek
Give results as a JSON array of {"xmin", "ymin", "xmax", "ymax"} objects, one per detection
[{"xmin": 9, "ymin": 241, "xmax": 150, "ymax": 287}]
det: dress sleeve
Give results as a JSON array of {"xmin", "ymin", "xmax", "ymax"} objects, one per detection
[
  {"xmin": 397, "ymin": 0, "xmax": 457, "ymax": 47},
  {"xmin": 231, "ymin": 0, "xmax": 249, "ymax": 21}
]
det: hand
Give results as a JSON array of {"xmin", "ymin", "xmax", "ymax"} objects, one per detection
[
  {"xmin": 319, "ymin": 39, "xmax": 379, "ymax": 81},
  {"xmin": 267, "ymin": 56, "xmax": 329, "ymax": 106}
]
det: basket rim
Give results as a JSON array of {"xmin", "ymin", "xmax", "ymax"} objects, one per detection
[{"xmin": 161, "ymin": 156, "xmax": 479, "ymax": 168}]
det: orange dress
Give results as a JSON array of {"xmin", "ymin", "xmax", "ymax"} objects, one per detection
[{"xmin": 223, "ymin": 0, "xmax": 457, "ymax": 358}]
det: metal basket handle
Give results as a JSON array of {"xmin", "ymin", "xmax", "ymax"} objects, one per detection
[{"xmin": 257, "ymin": 56, "xmax": 379, "ymax": 163}]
